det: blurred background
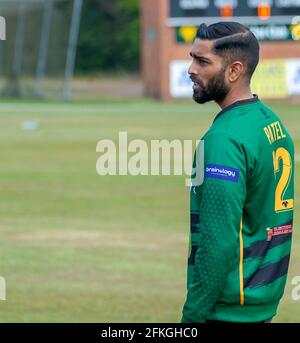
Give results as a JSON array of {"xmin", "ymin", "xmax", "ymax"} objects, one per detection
[{"xmin": 0, "ymin": 0, "xmax": 299, "ymax": 322}]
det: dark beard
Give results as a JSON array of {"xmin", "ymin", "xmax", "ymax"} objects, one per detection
[{"xmin": 192, "ymin": 68, "xmax": 229, "ymax": 104}]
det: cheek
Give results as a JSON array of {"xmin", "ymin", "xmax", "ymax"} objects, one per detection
[
  {"xmin": 200, "ymin": 65, "xmax": 216, "ymax": 81},
  {"xmin": 199, "ymin": 71, "xmax": 213, "ymax": 87}
]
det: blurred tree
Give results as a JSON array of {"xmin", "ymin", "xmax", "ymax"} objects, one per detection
[{"xmin": 75, "ymin": 0, "xmax": 140, "ymax": 73}]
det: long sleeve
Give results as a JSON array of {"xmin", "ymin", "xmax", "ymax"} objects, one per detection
[{"xmin": 181, "ymin": 132, "xmax": 248, "ymax": 323}]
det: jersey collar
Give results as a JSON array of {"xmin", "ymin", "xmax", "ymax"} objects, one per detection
[{"xmin": 213, "ymin": 94, "xmax": 259, "ymax": 123}]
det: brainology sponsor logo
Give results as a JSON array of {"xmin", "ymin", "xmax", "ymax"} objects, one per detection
[
  {"xmin": 205, "ymin": 164, "xmax": 240, "ymax": 182},
  {"xmin": 206, "ymin": 166, "xmax": 236, "ymax": 177}
]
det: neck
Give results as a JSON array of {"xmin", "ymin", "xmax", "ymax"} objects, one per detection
[{"xmin": 217, "ymin": 86, "xmax": 253, "ymax": 110}]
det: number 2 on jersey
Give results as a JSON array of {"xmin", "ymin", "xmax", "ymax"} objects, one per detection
[{"xmin": 273, "ymin": 147, "xmax": 294, "ymax": 212}]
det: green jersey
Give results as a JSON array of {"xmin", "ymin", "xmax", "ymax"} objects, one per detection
[{"xmin": 182, "ymin": 96, "xmax": 294, "ymax": 323}]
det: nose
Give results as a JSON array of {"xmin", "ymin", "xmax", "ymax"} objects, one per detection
[{"xmin": 188, "ymin": 60, "xmax": 198, "ymax": 76}]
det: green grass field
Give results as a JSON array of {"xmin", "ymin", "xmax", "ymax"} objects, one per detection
[{"xmin": 0, "ymin": 99, "xmax": 299, "ymax": 322}]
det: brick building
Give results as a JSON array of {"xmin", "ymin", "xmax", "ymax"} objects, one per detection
[{"xmin": 141, "ymin": 0, "xmax": 300, "ymax": 101}]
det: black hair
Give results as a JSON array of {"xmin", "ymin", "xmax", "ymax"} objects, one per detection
[{"xmin": 196, "ymin": 22, "xmax": 260, "ymax": 82}]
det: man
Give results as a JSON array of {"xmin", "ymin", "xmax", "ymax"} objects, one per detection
[{"xmin": 181, "ymin": 22, "xmax": 294, "ymax": 323}]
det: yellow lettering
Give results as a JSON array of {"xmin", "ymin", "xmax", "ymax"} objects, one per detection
[
  {"xmin": 264, "ymin": 121, "xmax": 286, "ymax": 145},
  {"xmin": 275, "ymin": 121, "xmax": 281, "ymax": 140},
  {"xmin": 270, "ymin": 123, "xmax": 276, "ymax": 141},
  {"xmin": 264, "ymin": 127, "xmax": 272, "ymax": 144},
  {"xmin": 268, "ymin": 125, "xmax": 275, "ymax": 143},
  {"xmin": 278, "ymin": 121, "xmax": 286, "ymax": 139}
]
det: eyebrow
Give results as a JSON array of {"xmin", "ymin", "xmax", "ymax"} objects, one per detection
[{"xmin": 189, "ymin": 52, "xmax": 211, "ymax": 62}]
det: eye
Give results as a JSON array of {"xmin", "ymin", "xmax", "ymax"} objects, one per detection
[{"xmin": 197, "ymin": 59, "xmax": 208, "ymax": 65}]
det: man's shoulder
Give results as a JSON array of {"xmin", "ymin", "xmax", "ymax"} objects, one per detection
[{"xmin": 210, "ymin": 100, "xmax": 280, "ymax": 141}]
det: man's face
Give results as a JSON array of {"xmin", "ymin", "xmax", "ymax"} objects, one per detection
[{"xmin": 189, "ymin": 38, "xmax": 230, "ymax": 104}]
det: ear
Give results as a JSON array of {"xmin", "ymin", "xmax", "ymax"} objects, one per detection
[{"xmin": 227, "ymin": 61, "xmax": 244, "ymax": 83}]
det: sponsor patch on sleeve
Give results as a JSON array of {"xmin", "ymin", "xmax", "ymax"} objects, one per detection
[
  {"xmin": 205, "ymin": 164, "xmax": 240, "ymax": 183},
  {"xmin": 266, "ymin": 223, "xmax": 293, "ymax": 241}
]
